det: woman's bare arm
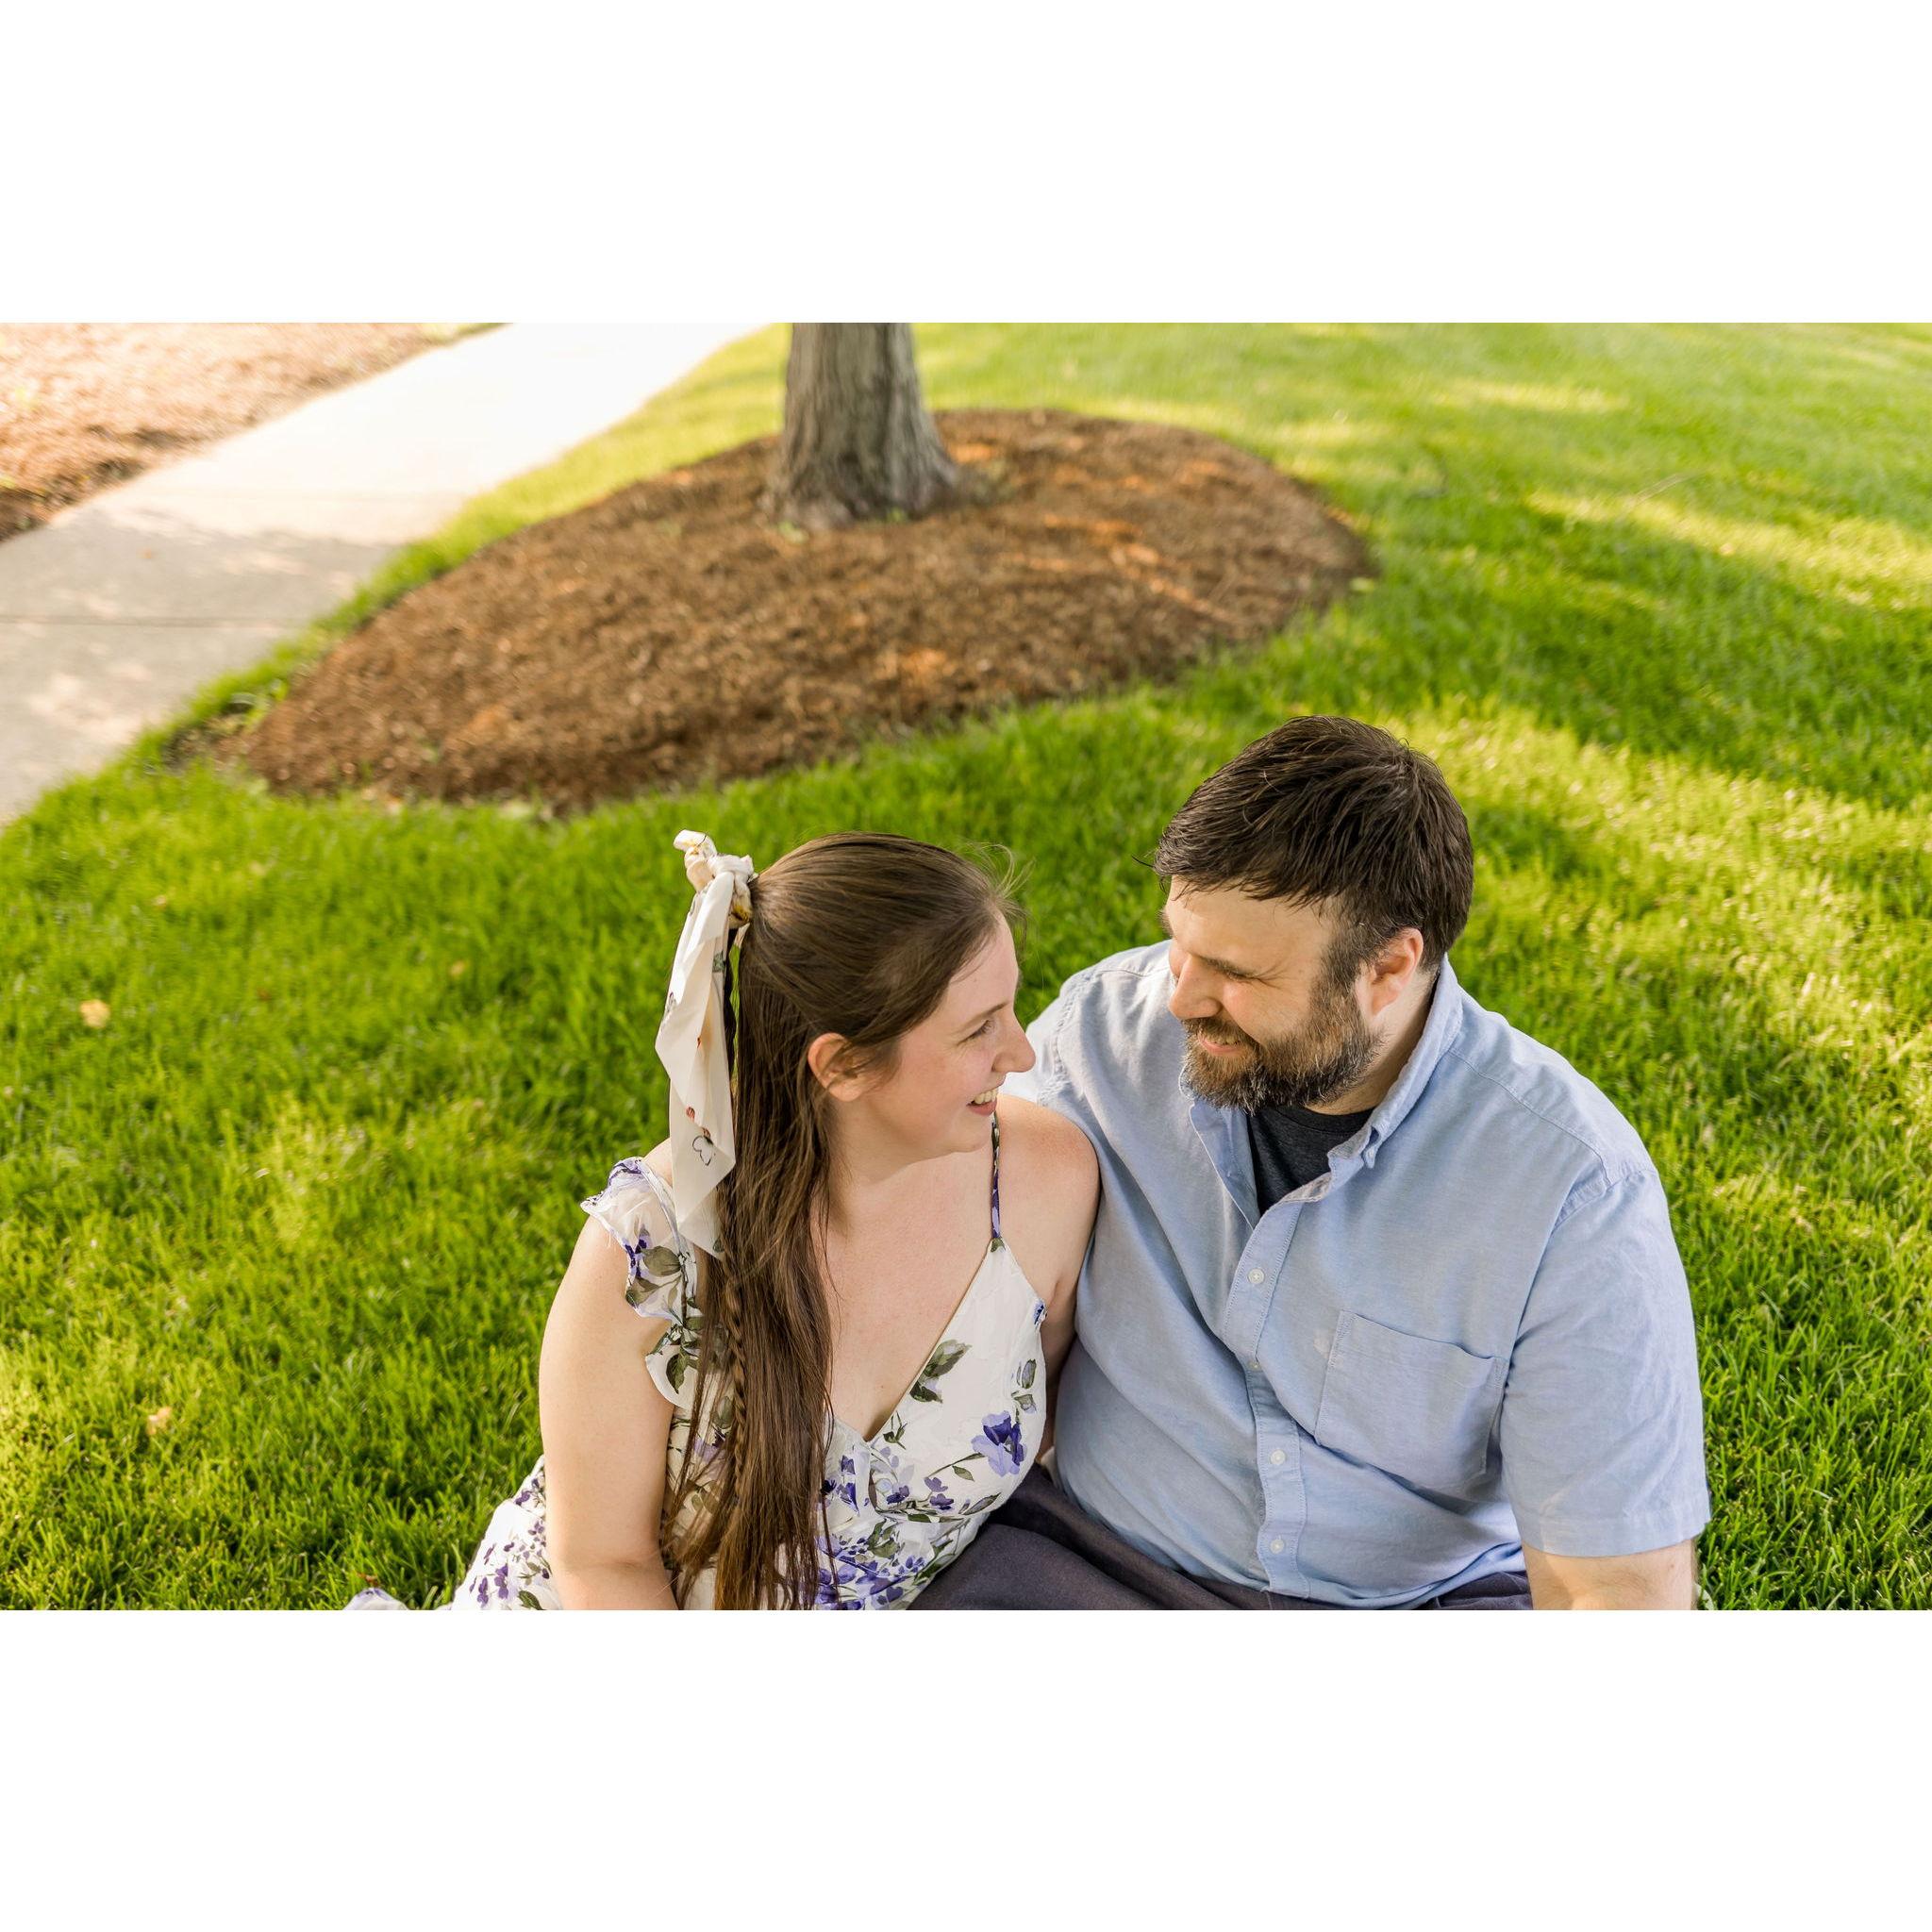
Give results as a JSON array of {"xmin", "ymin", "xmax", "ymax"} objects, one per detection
[
  {"xmin": 537, "ymin": 1208, "xmax": 681, "ymax": 1609},
  {"xmin": 998, "ymin": 1099, "xmax": 1098, "ymax": 1455}
]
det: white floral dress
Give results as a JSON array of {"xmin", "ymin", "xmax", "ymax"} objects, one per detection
[{"xmin": 349, "ymin": 1112, "xmax": 1047, "ymax": 1611}]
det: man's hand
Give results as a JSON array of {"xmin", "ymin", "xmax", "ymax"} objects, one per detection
[{"xmin": 1522, "ymin": 1539, "xmax": 1699, "ymax": 1608}]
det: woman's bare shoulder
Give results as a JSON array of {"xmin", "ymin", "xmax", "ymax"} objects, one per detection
[
  {"xmin": 997, "ymin": 1098, "xmax": 1099, "ymax": 1250},
  {"xmin": 999, "ymin": 1093, "xmax": 1097, "ymax": 1182},
  {"xmin": 995, "ymin": 1098, "xmax": 1096, "ymax": 1305}
]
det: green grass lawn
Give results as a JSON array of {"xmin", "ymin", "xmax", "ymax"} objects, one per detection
[{"xmin": 4, "ymin": 324, "xmax": 1927, "ymax": 1609}]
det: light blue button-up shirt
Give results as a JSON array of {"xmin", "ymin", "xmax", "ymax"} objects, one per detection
[{"xmin": 1011, "ymin": 943, "xmax": 1711, "ymax": 1607}]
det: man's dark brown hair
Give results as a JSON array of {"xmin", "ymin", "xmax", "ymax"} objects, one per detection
[{"xmin": 1154, "ymin": 715, "xmax": 1474, "ymax": 978}]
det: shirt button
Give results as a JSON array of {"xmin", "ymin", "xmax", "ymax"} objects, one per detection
[
  {"xmin": 1269, "ymin": 1449, "xmax": 1286, "ymax": 1465},
  {"xmin": 1247, "ymin": 1268, "xmax": 1265, "ymax": 1284},
  {"xmin": 1248, "ymin": 1358, "xmax": 1261, "ymax": 1371},
  {"xmin": 1270, "ymin": 1539, "xmax": 1286, "ymax": 1555}
]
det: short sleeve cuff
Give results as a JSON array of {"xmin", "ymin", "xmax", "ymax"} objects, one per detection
[{"xmin": 1508, "ymin": 1488, "xmax": 1712, "ymax": 1559}]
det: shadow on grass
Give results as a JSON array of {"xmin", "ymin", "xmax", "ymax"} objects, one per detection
[
  {"xmin": 1402, "ymin": 507, "xmax": 1931, "ymax": 812},
  {"xmin": 919, "ymin": 322, "xmax": 1932, "ymax": 813}
]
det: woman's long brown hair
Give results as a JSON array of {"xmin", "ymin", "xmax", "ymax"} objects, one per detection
[{"xmin": 659, "ymin": 832, "xmax": 1022, "ymax": 1608}]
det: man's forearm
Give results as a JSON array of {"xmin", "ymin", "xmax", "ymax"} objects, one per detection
[{"xmin": 1523, "ymin": 1539, "xmax": 1699, "ymax": 1608}]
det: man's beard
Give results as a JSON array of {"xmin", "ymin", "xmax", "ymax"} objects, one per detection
[{"xmin": 1178, "ymin": 973, "xmax": 1379, "ymax": 1113}]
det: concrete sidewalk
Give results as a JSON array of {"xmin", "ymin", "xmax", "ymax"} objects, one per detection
[{"xmin": 0, "ymin": 323, "xmax": 756, "ymax": 824}]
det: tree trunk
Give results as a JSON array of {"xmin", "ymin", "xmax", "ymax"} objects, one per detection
[{"xmin": 763, "ymin": 324, "xmax": 958, "ymax": 530}]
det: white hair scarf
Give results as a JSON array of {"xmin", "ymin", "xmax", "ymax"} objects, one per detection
[{"xmin": 655, "ymin": 830, "xmax": 755, "ymax": 1257}]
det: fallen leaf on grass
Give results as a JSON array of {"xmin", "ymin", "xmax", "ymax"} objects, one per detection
[
  {"xmin": 448, "ymin": 959, "xmax": 468, "ymax": 979},
  {"xmin": 145, "ymin": 1407, "xmax": 174, "ymax": 1437},
  {"xmin": 78, "ymin": 1000, "xmax": 111, "ymax": 1029}
]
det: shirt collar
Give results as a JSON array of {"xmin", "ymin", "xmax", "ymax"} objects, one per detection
[{"xmin": 1355, "ymin": 953, "xmax": 1467, "ymax": 1165}]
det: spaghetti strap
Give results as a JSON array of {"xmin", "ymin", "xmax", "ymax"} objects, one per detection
[{"xmin": 989, "ymin": 1106, "xmax": 1004, "ymax": 1248}]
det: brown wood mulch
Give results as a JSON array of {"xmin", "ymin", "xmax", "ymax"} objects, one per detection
[
  {"xmin": 0, "ymin": 325, "xmax": 448, "ymax": 541},
  {"xmin": 213, "ymin": 409, "xmax": 1372, "ymax": 814}
]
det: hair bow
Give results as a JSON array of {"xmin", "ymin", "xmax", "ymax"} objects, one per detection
[{"xmin": 655, "ymin": 831, "xmax": 756, "ymax": 1256}]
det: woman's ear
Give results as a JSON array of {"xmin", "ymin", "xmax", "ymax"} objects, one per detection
[{"xmin": 807, "ymin": 1031, "xmax": 869, "ymax": 1102}]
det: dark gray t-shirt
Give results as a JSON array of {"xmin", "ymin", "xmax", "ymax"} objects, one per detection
[{"xmin": 1247, "ymin": 1101, "xmax": 1375, "ymax": 1212}]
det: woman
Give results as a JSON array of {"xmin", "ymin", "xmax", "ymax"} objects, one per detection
[{"xmin": 352, "ymin": 829, "xmax": 1096, "ymax": 1609}]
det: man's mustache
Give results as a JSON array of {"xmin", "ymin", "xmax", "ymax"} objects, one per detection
[{"xmin": 1184, "ymin": 1019, "xmax": 1253, "ymax": 1049}]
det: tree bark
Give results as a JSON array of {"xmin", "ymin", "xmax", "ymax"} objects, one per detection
[{"xmin": 763, "ymin": 325, "xmax": 958, "ymax": 529}]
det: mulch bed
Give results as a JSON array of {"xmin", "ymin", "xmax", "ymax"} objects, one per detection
[
  {"xmin": 213, "ymin": 408, "xmax": 1372, "ymax": 814},
  {"xmin": 0, "ymin": 325, "xmax": 447, "ymax": 541}
]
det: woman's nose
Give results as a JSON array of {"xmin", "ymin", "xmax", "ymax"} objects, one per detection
[{"xmin": 998, "ymin": 1017, "xmax": 1037, "ymax": 1074}]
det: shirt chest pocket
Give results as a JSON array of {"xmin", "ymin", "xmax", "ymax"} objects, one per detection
[{"xmin": 1311, "ymin": 1310, "xmax": 1502, "ymax": 1497}]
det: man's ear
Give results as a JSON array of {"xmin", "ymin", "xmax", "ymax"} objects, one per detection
[
  {"xmin": 807, "ymin": 1031, "xmax": 870, "ymax": 1103},
  {"xmin": 1364, "ymin": 928, "xmax": 1426, "ymax": 1014}
]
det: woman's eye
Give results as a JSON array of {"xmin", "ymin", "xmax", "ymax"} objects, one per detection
[{"xmin": 971, "ymin": 1016, "xmax": 998, "ymax": 1040}]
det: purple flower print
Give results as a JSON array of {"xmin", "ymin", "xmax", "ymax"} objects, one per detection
[
  {"xmin": 924, "ymin": 1474, "xmax": 957, "ymax": 1513},
  {"xmin": 973, "ymin": 1411, "xmax": 1026, "ymax": 1478}
]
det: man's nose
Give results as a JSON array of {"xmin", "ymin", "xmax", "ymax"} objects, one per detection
[{"xmin": 1166, "ymin": 946, "xmax": 1221, "ymax": 1021}]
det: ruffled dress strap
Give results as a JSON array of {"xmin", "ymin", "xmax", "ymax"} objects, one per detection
[{"xmin": 581, "ymin": 1158, "xmax": 703, "ymax": 1409}]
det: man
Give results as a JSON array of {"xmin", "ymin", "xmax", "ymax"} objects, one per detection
[{"xmin": 918, "ymin": 715, "xmax": 1709, "ymax": 1610}]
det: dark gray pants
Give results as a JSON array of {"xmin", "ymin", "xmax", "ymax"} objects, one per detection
[{"xmin": 913, "ymin": 1465, "xmax": 1532, "ymax": 1610}]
